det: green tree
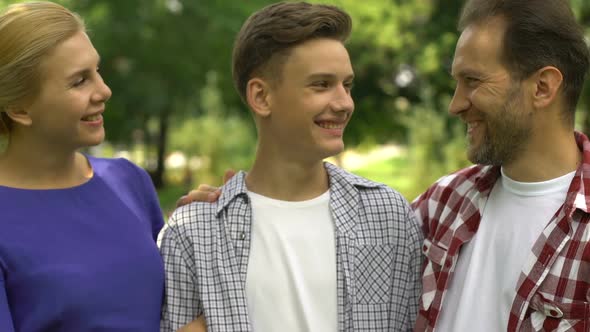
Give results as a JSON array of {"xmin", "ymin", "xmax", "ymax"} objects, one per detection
[
  {"xmin": 66, "ymin": 0, "xmax": 268, "ymax": 187},
  {"xmin": 169, "ymin": 71, "xmax": 256, "ymax": 185}
]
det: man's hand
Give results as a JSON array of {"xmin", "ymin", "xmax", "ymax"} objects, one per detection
[
  {"xmin": 176, "ymin": 169, "xmax": 236, "ymax": 207},
  {"xmin": 177, "ymin": 315, "xmax": 207, "ymax": 332}
]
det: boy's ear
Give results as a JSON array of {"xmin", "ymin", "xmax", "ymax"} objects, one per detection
[
  {"xmin": 246, "ymin": 78, "xmax": 272, "ymax": 118},
  {"xmin": 4, "ymin": 105, "xmax": 32, "ymax": 126},
  {"xmin": 531, "ymin": 66, "xmax": 563, "ymax": 109}
]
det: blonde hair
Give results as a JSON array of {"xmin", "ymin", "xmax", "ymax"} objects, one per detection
[{"xmin": 0, "ymin": 1, "xmax": 85, "ymax": 136}]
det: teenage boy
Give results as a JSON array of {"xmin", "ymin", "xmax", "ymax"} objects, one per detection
[{"xmin": 159, "ymin": 2, "xmax": 422, "ymax": 331}]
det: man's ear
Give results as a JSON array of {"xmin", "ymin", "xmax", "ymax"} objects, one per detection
[
  {"xmin": 246, "ymin": 78, "xmax": 272, "ymax": 118},
  {"xmin": 4, "ymin": 105, "xmax": 32, "ymax": 127},
  {"xmin": 531, "ymin": 66, "xmax": 563, "ymax": 109}
]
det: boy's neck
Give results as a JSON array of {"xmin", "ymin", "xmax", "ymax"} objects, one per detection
[{"xmin": 246, "ymin": 157, "xmax": 330, "ymax": 202}]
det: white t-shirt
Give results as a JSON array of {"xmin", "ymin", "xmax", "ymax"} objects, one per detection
[
  {"xmin": 245, "ymin": 190, "xmax": 337, "ymax": 332},
  {"xmin": 436, "ymin": 169, "xmax": 575, "ymax": 331}
]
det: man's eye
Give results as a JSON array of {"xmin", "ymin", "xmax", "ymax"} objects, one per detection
[{"xmin": 344, "ymin": 82, "xmax": 354, "ymax": 90}]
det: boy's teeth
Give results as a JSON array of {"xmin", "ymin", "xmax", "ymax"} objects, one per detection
[{"xmin": 318, "ymin": 122, "xmax": 343, "ymax": 129}]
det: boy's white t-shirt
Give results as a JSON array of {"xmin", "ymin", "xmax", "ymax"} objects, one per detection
[
  {"xmin": 436, "ymin": 169, "xmax": 575, "ymax": 331},
  {"xmin": 245, "ymin": 190, "xmax": 337, "ymax": 332}
]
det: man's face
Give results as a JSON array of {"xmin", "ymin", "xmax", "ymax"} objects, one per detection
[
  {"xmin": 258, "ymin": 38, "xmax": 354, "ymax": 163},
  {"xmin": 449, "ymin": 17, "xmax": 533, "ymax": 166}
]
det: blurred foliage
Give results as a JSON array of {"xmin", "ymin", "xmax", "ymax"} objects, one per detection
[
  {"xmin": 168, "ymin": 71, "xmax": 256, "ymax": 185},
  {"xmin": 3, "ymin": 0, "xmax": 590, "ymax": 198}
]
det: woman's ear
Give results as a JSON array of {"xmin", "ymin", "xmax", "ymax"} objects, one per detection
[
  {"xmin": 4, "ymin": 105, "xmax": 32, "ymax": 127},
  {"xmin": 246, "ymin": 78, "xmax": 272, "ymax": 118},
  {"xmin": 531, "ymin": 66, "xmax": 563, "ymax": 109}
]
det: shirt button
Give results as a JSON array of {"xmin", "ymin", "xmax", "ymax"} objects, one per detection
[
  {"xmin": 423, "ymin": 245, "xmax": 428, "ymax": 252},
  {"xmin": 445, "ymin": 259, "xmax": 452, "ymax": 268},
  {"xmin": 545, "ymin": 306, "xmax": 563, "ymax": 318},
  {"xmin": 240, "ymin": 232, "xmax": 246, "ymax": 240}
]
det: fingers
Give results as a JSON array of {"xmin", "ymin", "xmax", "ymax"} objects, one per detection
[
  {"xmin": 175, "ymin": 195, "xmax": 191, "ymax": 208},
  {"xmin": 176, "ymin": 185, "xmax": 221, "ymax": 207},
  {"xmin": 175, "ymin": 170, "xmax": 235, "ymax": 208},
  {"xmin": 177, "ymin": 315, "xmax": 207, "ymax": 332},
  {"xmin": 191, "ymin": 185, "xmax": 222, "ymax": 203},
  {"xmin": 195, "ymin": 184, "xmax": 220, "ymax": 194},
  {"xmin": 223, "ymin": 169, "xmax": 236, "ymax": 185}
]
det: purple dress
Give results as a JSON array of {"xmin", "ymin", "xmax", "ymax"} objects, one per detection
[{"xmin": 0, "ymin": 156, "xmax": 164, "ymax": 332}]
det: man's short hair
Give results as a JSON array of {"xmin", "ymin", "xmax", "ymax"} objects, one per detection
[{"xmin": 459, "ymin": 0, "xmax": 590, "ymax": 118}]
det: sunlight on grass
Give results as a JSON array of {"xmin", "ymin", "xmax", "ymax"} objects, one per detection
[{"xmin": 348, "ymin": 155, "xmax": 418, "ymax": 201}]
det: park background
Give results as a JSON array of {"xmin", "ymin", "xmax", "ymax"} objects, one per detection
[{"xmin": 3, "ymin": 0, "xmax": 590, "ymax": 216}]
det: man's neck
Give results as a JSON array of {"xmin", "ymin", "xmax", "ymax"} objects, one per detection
[{"xmin": 502, "ymin": 129, "xmax": 580, "ymax": 182}]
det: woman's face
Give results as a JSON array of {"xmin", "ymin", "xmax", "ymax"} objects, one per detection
[{"xmin": 22, "ymin": 30, "xmax": 111, "ymax": 150}]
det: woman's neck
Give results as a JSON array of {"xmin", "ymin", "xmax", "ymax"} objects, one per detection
[{"xmin": 0, "ymin": 138, "xmax": 92, "ymax": 189}]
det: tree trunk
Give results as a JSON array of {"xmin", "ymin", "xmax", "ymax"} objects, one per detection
[{"xmin": 152, "ymin": 108, "xmax": 171, "ymax": 189}]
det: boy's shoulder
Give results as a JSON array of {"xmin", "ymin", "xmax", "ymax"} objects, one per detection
[
  {"xmin": 166, "ymin": 171, "xmax": 250, "ymax": 234},
  {"xmin": 325, "ymin": 162, "xmax": 407, "ymax": 202}
]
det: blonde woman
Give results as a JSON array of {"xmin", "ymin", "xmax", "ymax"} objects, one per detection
[{"xmin": 0, "ymin": 2, "xmax": 165, "ymax": 331}]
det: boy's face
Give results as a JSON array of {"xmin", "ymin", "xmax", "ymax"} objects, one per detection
[{"xmin": 261, "ymin": 38, "xmax": 354, "ymax": 163}]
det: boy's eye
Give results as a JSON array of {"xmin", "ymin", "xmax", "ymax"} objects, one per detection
[
  {"xmin": 72, "ymin": 77, "xmax": 86, "ymax": 87},
  {"xmin": 313, "ymin": 81, "xmax": 329, "ymax": 88}
]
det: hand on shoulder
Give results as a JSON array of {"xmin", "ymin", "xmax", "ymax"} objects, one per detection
[{"xmin": 176, "ymin": 169, "xmax": 236, "ymax": 207}]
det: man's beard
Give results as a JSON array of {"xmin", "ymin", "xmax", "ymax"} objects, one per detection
[{"xmin": 468, "ymin": 85, "xmax": 532, "ymax": 166}]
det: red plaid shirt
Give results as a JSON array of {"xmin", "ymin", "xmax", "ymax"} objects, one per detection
[{"xmin": 411, "ymin": 131, "xmax": 590, "ymax": 331}]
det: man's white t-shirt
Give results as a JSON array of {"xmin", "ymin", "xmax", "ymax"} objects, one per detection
[
  {"xmin": 436, "ymin": 169, "xmax": 575, "ymax": 331},
  {"xmin": 245, "ymin": 190, "xmax": 337, "ymax": 332}
]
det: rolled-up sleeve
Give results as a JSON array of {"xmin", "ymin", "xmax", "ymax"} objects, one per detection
[
  {"xmin": 159, "ymin": 217, "xmax": 202, "ymax": 332},
  {"xmin": 401, "ymin": 204, "xmax": 424, "ymax": 331}
]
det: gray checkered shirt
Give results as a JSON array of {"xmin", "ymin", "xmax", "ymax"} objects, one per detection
[{"xmin": 160, "ymin": 163, "xmax": 423, "ymax": 332}]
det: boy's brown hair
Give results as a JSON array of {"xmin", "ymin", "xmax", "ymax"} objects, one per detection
[{"xmin": 232, "ymin": 1, "xmax": 352, "ymax": 104}]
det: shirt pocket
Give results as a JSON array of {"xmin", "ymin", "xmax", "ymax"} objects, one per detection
[
  {"xmin": 420, "ymin": 238, "xmax": 451, "ymax": 311},
  {"xmin": 352, "ymin": 303, "xmax": 392, "ymax": 331},
  {"xmin": 354, "ymin": 244, "xmax": 394, "ymax": 304},
  {"xmin": 422, "ymin": 238, "xmax": 449, "ymax": 269},
  {"xmin": 526, "ymin": 293, "xmax": 590, "ymax": 332}
]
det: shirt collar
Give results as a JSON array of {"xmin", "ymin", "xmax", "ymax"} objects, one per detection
[
  {"xmin": 470, "ymin": 131, "xmax": 590, "ymax": 215},
  {"xmin": 567, "ymin": 131, "xmax": 590, "ymax": 214},
  {"xmin": 215, "ymin": 162, "xmax": 384, "ymax": 216},
  {"xmin": 215, "ymin": 171, "xmax": 249, "ymax": 216},
  {"xmin": 473, "ymin": 164, "xmax": 501, "ymax": 195}
]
